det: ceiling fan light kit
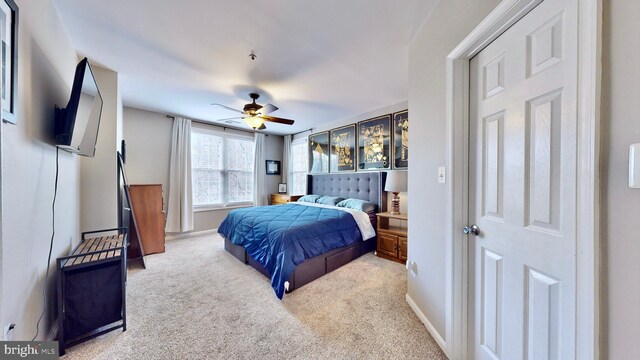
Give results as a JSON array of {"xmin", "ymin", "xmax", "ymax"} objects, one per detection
[{"xmin": 245, "ymin": 116, "xmax": 265, "ymax": 130}]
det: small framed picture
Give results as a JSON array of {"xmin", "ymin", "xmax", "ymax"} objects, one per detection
[
  {"xmin": 278, "ymin": 183, "xmax": 287, "ymax": 193},
  {"xmin": 266, "ymin": 160, "xmax": 281, "ymax": 175}
]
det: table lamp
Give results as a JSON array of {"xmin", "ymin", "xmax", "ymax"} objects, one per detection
[{"xmin": 385, "ymin": 171, "xmax": 407, "ymax": 215}]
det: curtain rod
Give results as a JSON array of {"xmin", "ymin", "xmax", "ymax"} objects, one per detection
[
  {"xmin": 166, "ymin": 114, "xmax": 267, "ymax": 136},
  {"xmin": 292, "ymin": 128, "xmax": 313, "ymax": 137}
]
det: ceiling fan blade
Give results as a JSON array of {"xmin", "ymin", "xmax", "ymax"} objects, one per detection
[
  {"xmin": 258, "ymin": 123, "xmax": 267, "ymax": 130},
  {"xmin": 261, "ymin": 115, "xmax": 295, "ymax": 125},
  {"xmin": 213, "ymin": 116, "xmax": 247, "ymax": 122},
  {"xmin": 211, "ymin": 103, "xmax": 244, "ymax": 114},
  {"xmin": 259, "ymin": 103, "xmax": 279, "ymax": 115}
]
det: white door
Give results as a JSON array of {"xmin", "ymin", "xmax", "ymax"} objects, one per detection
[{"xmin": 468, "ymin": 0, "xmax": 578, "ymax": 359}]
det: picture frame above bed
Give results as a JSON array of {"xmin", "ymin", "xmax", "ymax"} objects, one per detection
[
  {"xmin": 392, "ymin": 110, "xmax": 409, "ymax": 169},
  {"xmin": 357, "ymin": 114, "xmax": 391, "ymax": 170},
  {"xmin": 308, "ymin": 131, "xmax": 329, "ymax": 173},
  {"xmin": 330, "ymin": 124, "xmax": 356, "ymax": 172}
]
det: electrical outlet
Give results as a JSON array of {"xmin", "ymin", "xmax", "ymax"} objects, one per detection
[
  {"xmin": 406, "ymin": 260, "xmax": 418, "ymax": 277},
  {"xmin": 411, "ymin": 261, "xmax": 418, "ymax": 275}
]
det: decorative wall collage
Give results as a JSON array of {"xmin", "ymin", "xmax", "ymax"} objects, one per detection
[{"xmin": 308, "ymin": 110, "xmax": 408, "ymax": 173}]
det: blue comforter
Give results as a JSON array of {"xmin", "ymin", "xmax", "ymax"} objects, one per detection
[{"xmin": 218, "ymin": 203, "xmax": 363, "ymax": 299}]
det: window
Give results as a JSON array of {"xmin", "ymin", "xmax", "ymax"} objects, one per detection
[
  {"xmin": 290, "ymin": 137, "xmax": 308, "ymax": 195},
  {"xmin": 191, "ymin": 127, "xmax": 254, "ymax": 208}
]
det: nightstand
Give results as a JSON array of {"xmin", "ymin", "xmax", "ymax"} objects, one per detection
[
  {"xmin": 375, "ymin": 212, "xmax": 408, "ymax": 264},
  {"xmin": 270, "ymin": 194, "xmax": 303, "ymax": 205}
]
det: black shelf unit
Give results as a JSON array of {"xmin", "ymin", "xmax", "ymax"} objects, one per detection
[{"xmin": 56, "ymin": 227, "xmax": 127, "ymax": 355}]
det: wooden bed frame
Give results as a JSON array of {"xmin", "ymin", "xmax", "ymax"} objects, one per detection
[{"xmin": 223, "ymin": 172, "xmax": 387, "ymax": 293}]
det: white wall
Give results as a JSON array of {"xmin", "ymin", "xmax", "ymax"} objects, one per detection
[
  {"xmin": 123, "ymin": 107, "xmax": 284, "ymax": 232},
  {"xmin": 80, "ymin": 66, "xmax": 121, "ymax": 232},
  {"xmin": 407, "ymin": 0, "xmax": 501, "ymax": 341},
  {"xmin": 601, "ymin": 0, "xmax": 640, "ymax": 357},
  {"xmin": 122, "ymin": 107, "xmax": 172, "ymax": 187},
  {"xmin": 1, "ymin": 0, "xmax": 79, "ymax": 340}
]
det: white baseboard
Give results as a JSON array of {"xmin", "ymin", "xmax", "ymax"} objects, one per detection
[
  {"xmin": 406, "ymin": 293, "xmax": 447, "ymax": 354},
  {"xmin": 165, "ymin": 229, "xmax": 218, "ymax": 241}
]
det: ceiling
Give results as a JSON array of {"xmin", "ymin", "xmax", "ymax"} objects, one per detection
[{"xmin": 54, "ymin": 0, "xmax": 437, "ymax": 135}]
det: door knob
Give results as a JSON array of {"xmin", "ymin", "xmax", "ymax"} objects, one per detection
[{"xmin": 463, "ymin": 224, "xmax": 480, "ymax": 236}]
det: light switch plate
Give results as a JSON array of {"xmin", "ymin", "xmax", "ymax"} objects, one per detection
[
  {"xmin": 630, "ymin": 144, "xmax": 640, "ymax": 188},
  {"xmin": 438, "ymin": 166, "xmax": 446, "ymax": 184}
]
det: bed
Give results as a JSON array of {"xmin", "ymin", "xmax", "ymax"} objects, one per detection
[{"xmin": 220, "ymin": 172, "xmax": 387, "ymax": 298}]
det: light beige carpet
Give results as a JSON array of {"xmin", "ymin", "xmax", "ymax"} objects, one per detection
[{"xmin": 63, "ymin": 234, "xmax": 447, "ymax": 360}]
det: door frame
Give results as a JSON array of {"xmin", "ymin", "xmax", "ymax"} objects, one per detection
[{"xmin": 443, "ymin": 0, "xmax": 602, "ymax": 359}]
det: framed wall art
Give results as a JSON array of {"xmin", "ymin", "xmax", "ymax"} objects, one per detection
[
  {"xmin": 266, "ymin": 160, "xmax": 281, "ymax": 175},
  {"xmin": 308, "ymin": 131, "xmax": 329, "ymax": 173},
  {"xmin": 1, "ymin": 0, "xmax": 18, "ymax": 124},
  {"xmin": 392, "ymin": 110, "xmax": 409, "ymax": 169},
  {"xmin": 330, "ymin": 124, "xmax": 356, "ymax": 172},
  {"xmin": 357, "ymin": 115, "xmax": 391, "ymax": 170}
]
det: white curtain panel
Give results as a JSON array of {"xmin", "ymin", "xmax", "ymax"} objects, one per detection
[
  {"xmin": 282, "ymin": 134, "xmax": 292, "ymax": 192},
  {"xmin": 166, "ymin": 117, "xmax": 194, "ymax": 233},
  {"xmin": 253, "ymin": 133, "xmax": 268, "ymax": 206}
]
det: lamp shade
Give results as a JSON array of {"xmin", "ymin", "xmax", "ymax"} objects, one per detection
[{"xmin": 385, "ymin": 171, "xmax": 407, "ymax": 192}]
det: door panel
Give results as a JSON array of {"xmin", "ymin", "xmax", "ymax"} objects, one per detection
[
  {"xmin": 527, "ymin": 13, "xmax": 564, "ymax": 77},
  {"xmin": 525, "ymin": 89, "xmax": 562, "ymax": 233},
  {"xmin": 525, "ymin": 267, "xmax": 561, "ymax": 360},
  {"xmin": 481, "ymin": 248, "xmax": 503, "ymax": 358},
  {"xmin": 468, "ymin": 0, "xmax": 577, "ymax": 359},
  {"xmin": 484, "ymin": 53, "xmax": 506, "ymax": 98},
  {"xmin": 482, "ymin": 111, "xmax": 505, "ymax": 220}
]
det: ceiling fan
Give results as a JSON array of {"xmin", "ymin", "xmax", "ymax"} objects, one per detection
[{"xmin": 212, "ymin": 93, "xmax": 295, "ymax": 130}]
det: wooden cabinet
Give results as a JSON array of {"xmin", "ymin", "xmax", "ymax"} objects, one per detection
[
  {"xmin": 398, "ymin": 235, "xmax": 408, "ymax": 262},
  {"xmin": 376, "ymin": 212, "xmax": 408, "ymax": 264},
  {"xmin": 129, "ymin": 184, "xmax": 165, "ymax": 255},
  {"xmin": 270, "ymin": 194, "xmax": 303, "ymax": 205}
]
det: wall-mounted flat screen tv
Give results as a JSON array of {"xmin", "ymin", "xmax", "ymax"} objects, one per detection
[{"xmin": 55, "ymin": 57, "xmax": 103, "ymax": 157}]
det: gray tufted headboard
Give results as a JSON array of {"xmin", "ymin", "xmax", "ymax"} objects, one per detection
[{"xmin": 307, "ymin": 172, "xmax": 387, "ymax": 213}]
